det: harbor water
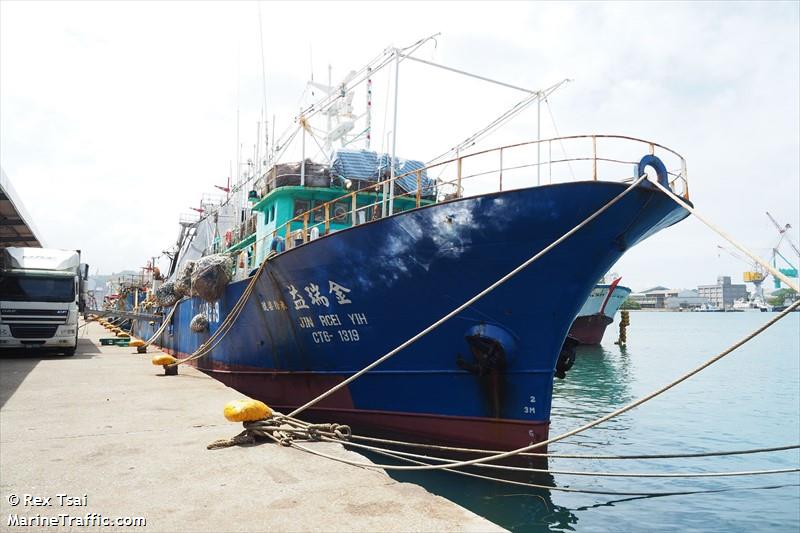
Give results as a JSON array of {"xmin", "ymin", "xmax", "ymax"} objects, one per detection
[{"xmin": 386, "ymin": 311, "xmax": 800, "ymax": 531}]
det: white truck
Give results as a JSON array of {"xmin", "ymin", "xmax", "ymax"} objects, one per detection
[{"xmin": 0, "ymin": 247, "xmax": 88, "ymax": 356}]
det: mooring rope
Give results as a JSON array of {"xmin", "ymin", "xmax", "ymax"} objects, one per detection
[
  {"xmin": 316, "ymin": 435, "xmax": 799, "ymax": 478},
  {"xmin": 288, "ymin": 175, "xmax": 650, "ymax": 418},
  {"xmin": 264, "ymin": 413, "xmax": 800, "ymax": 462},
  {"xmin": 274, "ymin": 300, "xmax": 800, "ymax": 471},
  {"xmin": 207, "ymin": 415, "xmax": 351, "ymax": 450},
  {"xmin": 348, "ymin": 440, "xmax": 800, "ymax": 497},
  {"xmin": 142, "ymin": 299, "xmax": 184, "ymax": 348},
  {"xmin": 652, "ymin": 179, "xmax": 799, "ymax": 291},
  {"xmin": 170, "ymin": 254, "xmax": 273, "ymax": 367},
  {"xmin": 244, "ymin": 424, "xmax": 797, "ymax": 496},
  {"xmin": 346, "ymin": 434, "xmax": 800, "ymax": 461}
]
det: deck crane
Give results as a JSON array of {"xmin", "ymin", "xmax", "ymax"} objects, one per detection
[{"xmin": 765, "ymin": 211, "xmax": 799, "ymax": 289}]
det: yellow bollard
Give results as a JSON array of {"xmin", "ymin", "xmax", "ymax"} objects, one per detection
[
  {"xmin": 151, "ymin": 353, "xmax": 178, "ymax": 375},
  {"xmin": 223, "ymin": 399, "xmax": 273, "ymax": 422}
]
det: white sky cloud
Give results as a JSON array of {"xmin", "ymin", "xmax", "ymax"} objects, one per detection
[{"xmin": 2, "ymin": 1, "xmax": 798, "ymax": 291}]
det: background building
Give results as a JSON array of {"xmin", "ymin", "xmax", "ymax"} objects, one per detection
[
  {"xmin": 630, "ymin": 286, "xmax": 676, "ymax": 309},
  {"xmin": 666, "ymin": 289, "xmax": 710, "ymax": 310},
  {"xmin": 697, "ymin": 276, "xmax": 747, "ymax": 309}
]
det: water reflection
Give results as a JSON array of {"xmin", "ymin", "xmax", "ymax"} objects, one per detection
[
  {"xmin": 382, "ymin": 458, "xmax": 578, "ymax": 532},
  {"xmin": 550, "ymin": 344, "xmax": 634, "ymax": 450},
  {"xmin": 378, "ymin": 343, "xmax": 637, "ymax": 531}
]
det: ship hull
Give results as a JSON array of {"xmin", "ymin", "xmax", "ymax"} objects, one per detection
[
  {"xmin": 568, "ymin": 314, "xmax": 614, "ymax": 345},
  {"xmin": 568, "ymin": 283, "xmax": 632, "ymax": 345},
  {"xmin": 135, "ymin": 181, "xmax": 688, "ymax": 450}
]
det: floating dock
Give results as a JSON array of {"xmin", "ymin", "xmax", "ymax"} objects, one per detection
[{"xmin": 0, "ymin": 322, "xmax": 502, "ymax": 532}]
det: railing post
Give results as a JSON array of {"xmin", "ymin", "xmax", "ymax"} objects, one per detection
[
  {"xmin": 456, "ymin": 157, "xmax": 462, "ymax": 197},
  {"xmin": 548, "ymin": 140, "xmax": 552, "ymax": 184},
  {"xmin": 324, "ymin": 203, "xmax": 330, "ymax": 234},
  {"xmin": 302, "ymin": 213, "xmax": 309, "ymax": 243},
  {"xmin": 682, "ymin": 160, "xmax": 689, "ymax": 199},
  {"xmin": 351, "ymin": 192, "xmax": 357, "ymax": 226},
  {"xmin": 649, "ymin": 143, "xmax": 655, "ymax": 156},
  {"xmin": 285, "ymin": 220, "xmax": 291, "ymax": 243},
  {"xmin": 592, "ymin": 136, "xmax": 597, "ymax": 181},
  {"xmin": 415, "ymin": 170, "xmax": 422, "ymax": 207},
  {"xmin": 499, "ymin": 148, "xmax": 503, "ymax": 191}
]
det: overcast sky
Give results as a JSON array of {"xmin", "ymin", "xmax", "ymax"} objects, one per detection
[{"xmin": 1, "ymin": 1, "xmax": 798, "ymax": 292}]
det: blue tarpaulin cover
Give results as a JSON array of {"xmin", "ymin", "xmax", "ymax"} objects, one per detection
[{"xmin": 331, "ymin": 149, "xmax": 435, "ymax": 194}]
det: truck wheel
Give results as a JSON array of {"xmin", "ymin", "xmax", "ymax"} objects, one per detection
[{"xmin": 63, "ymin": 333, "xmax": 79, "ymax": 357}]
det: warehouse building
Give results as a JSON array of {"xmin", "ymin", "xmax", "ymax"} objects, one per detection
[{"xmin": 697, "ymin": 276, "xmax": 747, "ymax": 309}]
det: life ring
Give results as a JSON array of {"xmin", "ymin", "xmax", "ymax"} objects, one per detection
[
  {"xmin": 333, "ymin": 204, "xmax": 348, "ymax": 223},
  {"xmin": 637, "ymin": 155, "xmax": 669, "ymax": 187}
]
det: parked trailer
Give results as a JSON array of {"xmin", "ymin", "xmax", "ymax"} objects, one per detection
[{"xmin": 0, "ymin": 247, "xmax": 87, "ymax": 356}]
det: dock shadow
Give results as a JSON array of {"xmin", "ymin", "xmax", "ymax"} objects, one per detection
[{"xmin": 0, "ymin": 337, "xmax": 101, "ymax": 409}]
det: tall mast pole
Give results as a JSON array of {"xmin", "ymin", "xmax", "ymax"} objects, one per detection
[
  {"xmin": 536, "ymin": 92, "xmax": 541, "ymax": 186},
  {"xmin": 388, "ymin": 49, "xmax": 400, "ymax": 216},
  {"xmin": 326, "ymin": 64, "xmax": 332, "ymax": 149},
  {"xmin": 366, "ymin": 67, "xmax": 372, "ymax": 150},
  {"xmin": 300, "ymin": 113, "xmax": 306, "ymax": 187},
  {"xmin": 257, "ymin": 2, "xmax": 269, "ymax": 166},
  {"xmin": 255, "ymin": 120, "xmax": 261, "ymax": 191}
]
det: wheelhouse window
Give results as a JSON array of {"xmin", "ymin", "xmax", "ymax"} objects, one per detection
[
  {"xmin": 311, "ymin": 200, "xmax": 326, "ymax": 224},
  {"xmin": 293, "ymin": 200, "xmax": 310, "ymax": 219}
]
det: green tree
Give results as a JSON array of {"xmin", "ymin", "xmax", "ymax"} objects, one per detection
[
  {"xmin": 767, "ymin": 288, "xmax": 798, "ymax": 306},
  {"xmin": 620, "ymin": 297, "xmax": 641, "ymax": 310}
]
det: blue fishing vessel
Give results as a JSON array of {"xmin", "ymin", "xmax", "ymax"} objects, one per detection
[
  {"xmin": 130, "ymin": 134, "xmax": 690, "ymax": 451},
  {"xmin": 125, "ymin": 42, "xmax": 692, "ymax": 450}
]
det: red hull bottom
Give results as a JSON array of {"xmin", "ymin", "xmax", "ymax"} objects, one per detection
[
  {"xmin": 159, "ymin": 346, "xmax": 550, "ymax": 452},
  {"xmin": 568, "ymin": 313, "xmax": 613, "ymax": 345}
]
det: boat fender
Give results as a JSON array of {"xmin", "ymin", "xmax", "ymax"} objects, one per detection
[
  {"xmin": 637, "ymin": 154, "xmax": 669, "ymax": 188},
  {"xmin": 129, "ymin": 339, "xmax": 145, "ymax": 347},
  {"xmin": 555, "ymin": 336, "xmax": 579, "ymax": 379},
  {"xmin": 223, "ymin": 399, "xmax": 273, "ymax": 422}
]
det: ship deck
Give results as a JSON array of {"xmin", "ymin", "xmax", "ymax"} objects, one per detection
[{"xmin": 0, "ymin": 321, "xmax": 502, "ymax": 532}]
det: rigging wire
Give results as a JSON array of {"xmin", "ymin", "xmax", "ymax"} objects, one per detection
[{"xmin": 545, "ymin": 97, "xmax": 575, "ymax": 181}]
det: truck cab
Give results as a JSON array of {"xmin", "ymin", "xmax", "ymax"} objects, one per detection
[{"xmin": 0, "ymin": 248, "xmax": 85, "ymax": 356}]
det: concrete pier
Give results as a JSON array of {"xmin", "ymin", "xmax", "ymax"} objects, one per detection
[{"xmin": 0, "ymin": 322, "xmax": 503, "ymax": 532}]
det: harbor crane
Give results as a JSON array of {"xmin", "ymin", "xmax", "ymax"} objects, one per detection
[
  {"xmin": 765, "ymin": 211, "xmax": 799, "ymax": 289},
  {"xmin": 717, "ymin": 245, "xmax": 767, "ymax": 302}
]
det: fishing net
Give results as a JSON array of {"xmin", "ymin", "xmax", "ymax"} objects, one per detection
[
  {"xmin": 154, "ymin": 281, "xmax": 180, "ymax": 307},
  {"xmin": 190, "ymin": 313, "xmax": 209, "ymax": 332},
  {"xmin": 174, "ymin": 261, "xmax": 196, "ymax": 297},
  {"xmin": 191, "ymin": 254, "xmax": 233, "ymax": 302}
]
